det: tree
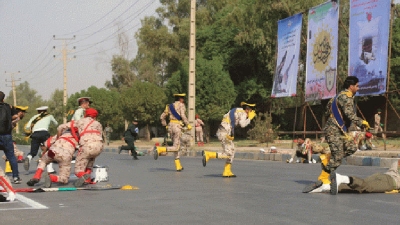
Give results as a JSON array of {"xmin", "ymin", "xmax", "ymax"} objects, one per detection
[
  {"xmin": 105, "ymin": 56, "xmax": 137, "ymax": 91},
  {"xmin": 5, "ymin": 81, "xmax": 47, "ymax": 135},
  {"xmin": 119, "ymin": 82, "xmax": 167, "ymax": 140}
]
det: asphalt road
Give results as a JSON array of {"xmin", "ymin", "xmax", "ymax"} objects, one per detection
[{"xmin": 1, "ymin": 145, "xmax": 400, "ymax": 225}]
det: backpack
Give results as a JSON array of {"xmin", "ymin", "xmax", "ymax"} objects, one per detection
[{"xmin": 0, "ymin": 103, "xmax": 12, "ymax": 134}]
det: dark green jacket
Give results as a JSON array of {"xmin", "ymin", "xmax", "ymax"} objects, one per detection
[{"xmin": 124, "ymin": 124, "xmax": 138, "ymax": 140}]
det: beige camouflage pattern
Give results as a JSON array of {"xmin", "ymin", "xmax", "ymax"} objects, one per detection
[
  {"xmin": 160, "ymin": 101, "xmax": 189, "ymax": 159},
  {"xmin": 38, "ymin": 132, "xmax": 78, "ymax": 184},
  {"xmin": 216, "ymin": 108, "xmax": 251, "ymax": 163},
  {"xmin": 195, "ymin": 118, "xmax": 204, "ymax": 142},
  {"xmin": 324, "ymin": 90, "xmax": 363, "ymax": 172},
  {"xmin": 160, "ymin": 101, "xmax": 189, "ymax": 126},
  {"xmin": 73, "ymin": 117, "xmax": 103, "ymax": 174}
]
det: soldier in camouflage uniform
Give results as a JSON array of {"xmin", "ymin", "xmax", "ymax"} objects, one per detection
[
  {"xmin": 202, "ymin": 102, "xmax": 256, "ymax": 177},
  {"xmin": 303, "ymin": 76, "xmax": 369, "ymax": 195},
  {"xmin": 71, "ymin": 108, "xmax": 103, "ymax": 187},
  {"xmin": 154, "ymin": 93, "xmax": 192, "ymax": 171},
  {"xmin": 26, "ymin": 124, "xmax": 79, "ymax": 188}
]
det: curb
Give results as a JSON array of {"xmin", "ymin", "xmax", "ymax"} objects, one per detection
[{"xmin": 103, "ymin": 147, "xmax": 400, "ymax": 168}]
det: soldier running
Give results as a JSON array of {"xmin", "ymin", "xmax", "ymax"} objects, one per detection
[
  {"xmin": 154, "ymin": 93, "xmax": 192, "ymax": 171},
  {"xmin": 202, "ymin": 102, "xmax": 256, "ymax": 177}
]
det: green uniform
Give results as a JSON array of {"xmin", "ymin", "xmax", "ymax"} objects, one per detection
[{"xmin": 120, "ymin": 123, "xmax": 138, "ymax": 158}]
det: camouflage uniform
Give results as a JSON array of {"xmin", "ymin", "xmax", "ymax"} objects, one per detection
[
  {"xmin": 324, "ymin": 90, "xmax": 363, "ymax": 172},
  {"xmin": 216, "ymin": 108, "xmax": 251, "ymax": 163},
  {"xmin": 72, "ymin": 117, "xmax": 103, "ymax": 176},
  {"xmin": 195, "ymin": 118, "xmax": 204, "ymax": 142},
  {"xmin": 160, "ymin": 101, "xmax": 189, "ymax": 159},
  {"xmin": 38, "ymin": 126, "xmax": 79, "ymax": 184}
]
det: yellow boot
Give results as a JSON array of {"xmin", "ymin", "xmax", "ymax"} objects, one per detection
[
  {"xmin": 175, "ymin": 159, "xmax": 183, "ymax": 172},
  {"xmin": 202, "ymin": 150, "xmax": 217, "ymax": 167},
  {"xmin": 318, "ymin": 154, "xmax": 331, "ymax": 184},
  {"xmin": 5, "ymin": 160, "xmax": 12, "ymax": 173},
  {"xmin": 153, "ymin": 146, "xmax": 167, "ymax": 160},
  {"xmin": 222, "ymin": 163, "xmax": 236, "ymax": 178}
]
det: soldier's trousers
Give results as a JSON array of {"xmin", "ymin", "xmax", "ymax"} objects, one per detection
[
  {"xmin": 326, "ymin": 134, "xmax": 357, "ymax": 172},
  {"xmin": 74, "ymin": 141, "xmax": 103, "ymax": 174},
  {"xmin": 167, "ymin": 123, "xmax": 182, "ymax": 159},
  {"xmin": 39, "ymin": 148, "xmax": 74, "ymax": 184},
  {"xmin": 216, "ymin": 127, "xmax": 235, "ymax": 163},
  {"xmin": 29, "ymin": 131, "xmax": 50, "ymax": 158},
  {"xmin": 339, "ymin": 174, "xmax": 396, "ymax": 193}
]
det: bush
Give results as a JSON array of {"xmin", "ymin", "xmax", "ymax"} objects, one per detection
[{"xmin": 248, "ymin": 113, "xmax": 278, "ymax": 143}]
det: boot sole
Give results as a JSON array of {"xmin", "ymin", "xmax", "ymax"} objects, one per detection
[
  {"xmin": 202, "ymin": 155, "xmax": 207, "ymax": 167},
  {"xmin": 24, "ymin": 158, "xmax": 30, "ymax": 171},
  {"xmin": 27, "ymin": 179, "xmax": 39, "ymax": 186},
  {"xmin": 302, "ymin": 180, "xmax": 323, "ymax": 193},
  {"xmin": 330, "ymin": 171, "xmax": 338, "ymax": 195},
  {"xmin": 222, "ymin": 175, "xmax": 236, "ymax": 178},
  {"xmin": 74, "ymin": 174, "xmax": 90, "ymax": 187},
  {"xmin": 44, "ymin": 175, "xmax": 52, "ymax": 188},
  {"xmin": 153, "ymin": 146, "xmax": 158, "ymax": 160}
]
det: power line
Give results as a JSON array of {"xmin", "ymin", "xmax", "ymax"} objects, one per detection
[
  {"xmin": 73, "ymin": 2, "xmax": 156, "ymax": 55},
  {"xmin": 60, "ymin": 0, "xmax": 126, "ymax": 36},
  {"xmin": 69, "ymin": 0, "xmax": 142, "ymax": 46}
]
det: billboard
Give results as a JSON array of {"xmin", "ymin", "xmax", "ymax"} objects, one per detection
[
  {"xmin": 349, "ymin": 0, "xmax": 391, "ymax": 96},
  {"xmin": 271, "ymin": 13, "xmax": 303, "ymax": 98},
  {"xmin": 305, "ymin": 1, "xmax": 339, "ymax": 102}
]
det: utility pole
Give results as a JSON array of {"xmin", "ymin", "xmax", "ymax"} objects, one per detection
[
  {"xmin": 53, "ymin": 35, "xmax": 75, "ymax": 123},
  {"xmin": 5, "ymin": 71, "xmax": 21, "ymax": 133},
  {"xmin": 188, "ymin": 0, "xmax": 196, "ymax": 146}
]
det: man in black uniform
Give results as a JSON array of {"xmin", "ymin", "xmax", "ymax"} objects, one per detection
[{"xmin": 119, "ymin": 119, "xmax": 139, "ymax": 159}]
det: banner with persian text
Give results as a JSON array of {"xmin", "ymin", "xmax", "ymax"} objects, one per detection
[
  {"xmin": 305, "ymin": 1, "xmax": 339, "ymax": 102},
  {"xmin": 271, "ymin": 13, "xmax": 302, "ymax": 98},
  {"xmin": 349, "ymin": 0, "xmax": 391, "ymax": 96}
]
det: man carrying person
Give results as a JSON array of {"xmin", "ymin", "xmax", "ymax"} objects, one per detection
[
  {"xmin": 26, "ymin": 124, "xmax": 79, "ymax": 188},
  {"xmin": 71, "ymin": 108, "xmax": 103, "ymax": 187}
]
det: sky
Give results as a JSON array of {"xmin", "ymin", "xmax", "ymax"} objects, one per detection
[
  {"xmin": 0, "ymin": 0, "xmax": 160, "ymax": 101},
  {"xmin": 1, "ymin": 0, "xmax": 399, "ymax": 101}
]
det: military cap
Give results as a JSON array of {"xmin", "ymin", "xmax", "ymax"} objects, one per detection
[
  {"xmin": 173, "ymin": 93, "xmax": 186, "ymax": 97},
  {"xmin": 15, "ymin": 106, "xmax": 28, "ymax": 112},
  {"xmin": 36, "ymin": 106, "xmax": 48, "ymax": 111},
  {"xmin": 377, "ymin": 108, "xmax": 382, "ymax": 112},
  {"xmin": 240, "ymin": 102, "xmax": 256, "ymax": 107},
  {"xmin": 77, "ymin": 97, "xmax": 93, "ymax": 105}
]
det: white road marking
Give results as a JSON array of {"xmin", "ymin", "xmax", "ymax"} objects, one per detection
[{"xmin": 0, "ymin": 194, "xmax": 48, "ymax": 211}]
